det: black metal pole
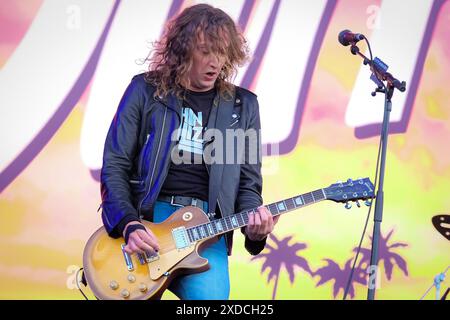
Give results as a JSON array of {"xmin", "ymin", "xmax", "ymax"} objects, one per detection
[{"xmin": 367, "ymin": 85, "xmax": 394, "ymax": 300}]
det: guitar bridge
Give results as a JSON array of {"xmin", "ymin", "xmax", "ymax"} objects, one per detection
[{"xmin": 144, "ymin": 251, "xmax": 160, "ymax": 263}]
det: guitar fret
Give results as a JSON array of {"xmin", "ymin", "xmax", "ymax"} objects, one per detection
[
  {"xmin": 242, "ymin": 212, "xmax": 248, "ymax": 225},
  {"xmin": 198, "ymin": 226, "xmax": 205, "ymax": 238},
  {"xmin": 243, "ymin": 211, "xmax": 249, "ymax": 224},
  {"xmin": 213, "ymin": 220, "xmax": 222, "ymax": 233},
  {"xmin": 228, "ymin": 218, "xmax": 233, "ymax": 230},
  {"xmin": 293, "ymin": 195, "xmax": 304, "ymax": 207},
  {"xmin": 202, "ymin": 224, "xmax": 209, "ymax": 237},
  {"xmin": 220, "ymin": 218, "xmax": 228, "ymax": 231},
  {"xmin": 234, "ymin": 213, "xmax": 242, "ymax": 226},
  {"xmin": 203, "ymin": 224, "xmax": 210, "ymax": 237},
  {"xmin": 303, "ymin": 193, "xmax": 314, "ymax": 204},
  {"xmin": 197, "ymin": 225, "xmax": 203, "ymax": 238},
  {"xmin": 230, "ymin": 216, "xmax": 239, "ymax": 228},
  {"xmin": 215, "ymin": 220, "xmax": 223, "ymax": 233},
  {"xmin": 210, "ymin": 221, "xmax": 217, "ymax": 235},
  {"xmin": 312, "ymin": 190, "xmax": 320, "ymax": 201},
  {"xmin": 274, "ymin": 203, "xmax": 280, "ymax": 214},
  {"xmin": 207, "ymin": 223, "xmax": 214, "ymax": 236},
  {"xmin": 250, "ymin": 208, "xmax": 257, "ymax": 217},
  {"xmin": 312, "ymin": 190, "xmax": 318, "ymax": 201},
  {"xmin": 309, "ymin": 193, "xmax": 315, "ymax": 203},
  {"xmin": 187, "ymin": 229, "xmax": 194, "ymax": 242},
  {"xmin": 190, "ymin": 217, "xmax": 248, "ymax": 241},
  {"xmin": 275, "ymin": 200, "xmax": 287, "ymax": 213},
  {"xmin": 286, "ymin": 197, "xmax": 296, "ymax": 210},
  {"xmin": 268, "ymin": 203, "xmax": 279, "ymax": 215},
  {"xmin": 219, "ymin": 218, "xmax": 226, "ymax": 231},
  {"xmin": 197, "ymin": 226, "xmax": 204, "ymax": 239},
  {"xmin": 192, "ymin": 227, "xmax": 199, "ymax": 240},
  {"xmin": 223, "ymin": 217, "xmax": 231, "ymax": 231},
  {"xmin": 236, "ymin": 213, "xmax": 244, "ymax": 227},
  {"xmin": 313, "ymin": 189, "xmax": 325, "ymax": 201}
]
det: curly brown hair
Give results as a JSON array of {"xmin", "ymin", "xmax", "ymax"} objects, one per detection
[{"xmin": 144, "ymin": 3, "xmax": 250, "ymax": 99}]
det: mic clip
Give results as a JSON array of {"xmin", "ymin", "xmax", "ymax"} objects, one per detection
[{"xmin": 371, "ymin": 86, "xmax": 385, "ymax": 97}]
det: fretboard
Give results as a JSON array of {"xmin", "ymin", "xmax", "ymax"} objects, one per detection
[{"xmin": 185, "ymin": 189, "xmax": 326, "ymax": 243}]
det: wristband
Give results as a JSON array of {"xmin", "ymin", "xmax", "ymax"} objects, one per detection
[{"xmin": 124, "ymin": 224, "xmax": 146, "ymax": 244}]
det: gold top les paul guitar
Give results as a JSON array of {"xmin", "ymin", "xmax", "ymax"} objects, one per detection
[{"xmin": 82, "ymin": 178, "xmax": 375, "ymax": 300}]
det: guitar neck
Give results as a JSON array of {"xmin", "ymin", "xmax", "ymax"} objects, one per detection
[{"xmin": 185, "ymin": 189, "xmax": 327, "ymax": 243}]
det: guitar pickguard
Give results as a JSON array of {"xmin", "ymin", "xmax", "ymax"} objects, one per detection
[{"xmin": 148, "ymin": 245, "xmax": 196, "ymax": 280}]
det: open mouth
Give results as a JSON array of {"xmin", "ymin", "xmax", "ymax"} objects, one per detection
[{"xmin": 205, "ymin": 72, "xmax": 216, "ymax": 77}]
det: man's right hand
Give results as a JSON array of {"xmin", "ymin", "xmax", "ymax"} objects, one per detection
[{"xmin": 123, "ymin": 221, "xmax": 160, "ymax": 255}]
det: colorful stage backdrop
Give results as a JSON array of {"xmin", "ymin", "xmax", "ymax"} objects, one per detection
[{"xmin": 0, "ymin": 0, "xmax": 449, "ymax": 300}]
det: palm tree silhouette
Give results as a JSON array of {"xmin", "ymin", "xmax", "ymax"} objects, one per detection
[
  {"xmin": 251, "ymin": 234, "xmax": 312, "ymax": 299},
  {"xmin": 314, "ymin": 258, "xmax": 367, "ymax": 299},
  {"xmin": 354, "ymin": 228, "xmax": 409, "ymax": 280}
]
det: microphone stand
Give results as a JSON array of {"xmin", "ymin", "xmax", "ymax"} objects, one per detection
[{"xmin": 348, "ymin": 43, "xmax": 406, "ymax": 300}]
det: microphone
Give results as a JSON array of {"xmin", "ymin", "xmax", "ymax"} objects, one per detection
[{"xmin": 338, "ymin": 29, "xmax": 365, "ymax": 46}]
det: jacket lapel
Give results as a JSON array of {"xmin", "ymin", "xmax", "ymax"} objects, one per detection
[
  {"xmin": 164, "ymin": 92, "xmax": 182, "ymax": 120},
  {"xmin": 206, "ymin": 89, "xmax": 235, "ymax": 215}
]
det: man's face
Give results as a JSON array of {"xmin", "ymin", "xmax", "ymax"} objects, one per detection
[{"xmin": 185, "ymin": 33, "xmax": 226, "ymax": 92}]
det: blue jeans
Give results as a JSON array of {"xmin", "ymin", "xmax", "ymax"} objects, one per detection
[{"xmin": 153, "ymin": 200, "xmax": 230, "ymax": 300}]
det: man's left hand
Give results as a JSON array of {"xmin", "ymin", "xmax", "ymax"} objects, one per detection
[{"xmin": 245, "ymin": 206, "xmax": 280, "ymax": 241}]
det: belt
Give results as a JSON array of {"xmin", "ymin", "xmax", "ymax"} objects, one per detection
[{"xmin": 157, "ymin": 194, "xmax": 208, "ymax": 211}]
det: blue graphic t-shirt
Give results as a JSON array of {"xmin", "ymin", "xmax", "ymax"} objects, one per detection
[{"xmin": 160, "ymin": 87, "xmax": 216, "ymax": 202}]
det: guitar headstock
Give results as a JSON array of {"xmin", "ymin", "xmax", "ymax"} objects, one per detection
[{"xmin": 324, "ymin": 178, "xmax": 375, "ymax": 207}]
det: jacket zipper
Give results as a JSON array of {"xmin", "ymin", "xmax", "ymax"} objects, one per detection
[
  {"xmin": 138, "ymin": 108, "xmax": 168, "ymax": 217},
  {"xmin": 203, "ymin": 158, "xmax": 229, "ymax": 252},
  {"xmin": 203, "ymin": 163, "xmax": 225, "ymax": 217},
  {"xmin": 138, "ymin": 133, "xmax": 151, "ymax": 178}
]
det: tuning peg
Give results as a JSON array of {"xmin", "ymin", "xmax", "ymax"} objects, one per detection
[
  {"xmin": 364, "ymin": 200, "xmax": 372, "ymax": 207},
  {"xmin": 355, "ymin": 200, "xmax": 361, "ymax": 208},
  {"xmin": 345, "ymin": 202, "xmax": 352, "ymax": 209}
]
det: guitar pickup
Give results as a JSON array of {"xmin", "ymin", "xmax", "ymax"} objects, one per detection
[{"xmin": 121, "ymin": 244, "xmax": 134, "ymax": 271}]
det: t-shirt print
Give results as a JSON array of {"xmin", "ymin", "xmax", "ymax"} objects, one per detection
[{"xmin": 177, "ymin": 106, "xmax": 204, "ymax": 155}]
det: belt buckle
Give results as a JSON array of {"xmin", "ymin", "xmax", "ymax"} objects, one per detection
[{"xmin": 170, "ymin": 196, "xmax": 184, "ymax": 207}]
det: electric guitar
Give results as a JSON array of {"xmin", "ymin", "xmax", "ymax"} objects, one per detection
[{"xmin": 82, "ymin": 178, "xmax": 375, "ymax": 300}]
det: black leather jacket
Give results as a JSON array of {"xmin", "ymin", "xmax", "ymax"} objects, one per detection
[{"xmin": 100, "ymin": 73, "xmax": 266, "ymax": 255}]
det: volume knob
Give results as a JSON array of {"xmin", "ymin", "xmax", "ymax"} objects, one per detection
[
  {"xmin": 139, "ymin": 283, "xmax": 148, "ymax": 292},
  {"xmin": 109, "ymin": 280, "xmax": 119, "ymax": 290},
  {"xmin": 127, "ymin": 274, "xmax": 136, "ymax": 283},
  {"xmin": 120, "ymin": 289, "xmax": 130, "ymax": 299}
]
